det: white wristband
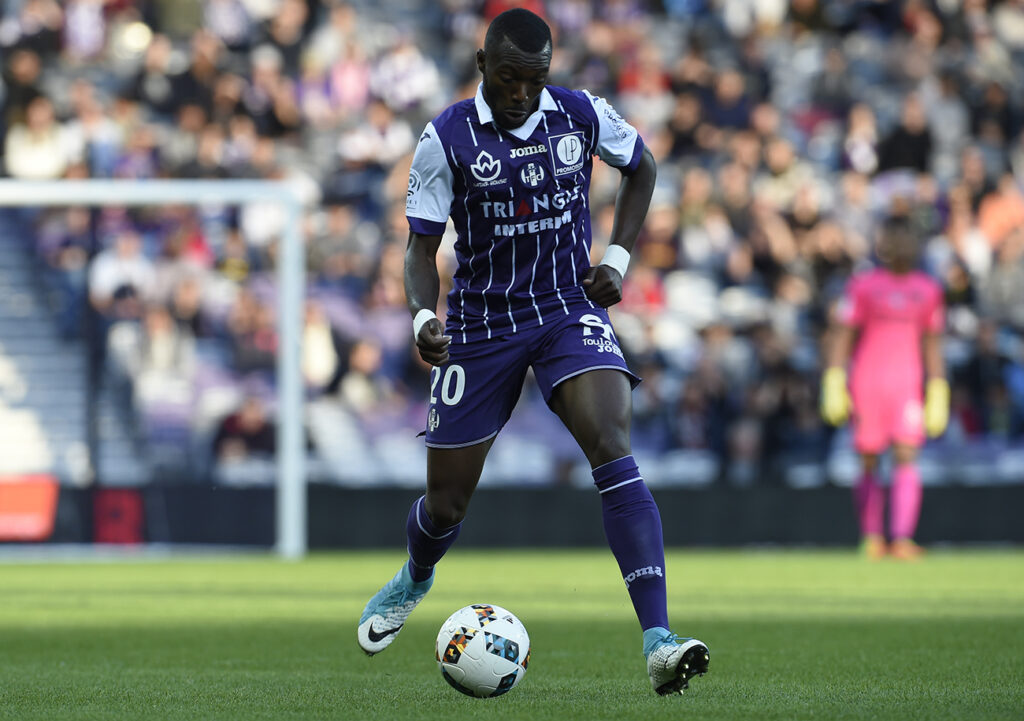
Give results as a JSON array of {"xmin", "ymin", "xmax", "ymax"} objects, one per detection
[
  {"xmin": 599, "ymin": 244, "xmax": 631, "ymax": 278},
  {"xmin": 412, "ymin": 309, "xmax": 437, "ymax": 340}
]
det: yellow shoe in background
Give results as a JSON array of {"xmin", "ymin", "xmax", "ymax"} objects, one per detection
[
  {"xmin": 890, "ymin": 538, "xmax": 924, "ymax": 562},
  {"xmin": 860, "ymin": 534, "xmax": 887, "ymax": 561}
]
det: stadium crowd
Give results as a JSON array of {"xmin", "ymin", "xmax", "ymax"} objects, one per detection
[{"xmin": 2, "ymin": 0, "xmax": 1024, "ymax": 486}]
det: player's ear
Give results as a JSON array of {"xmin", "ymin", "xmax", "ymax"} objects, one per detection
[{"xmin": 476, "ymin": 48, "xmax": 486, "ymax": 74}]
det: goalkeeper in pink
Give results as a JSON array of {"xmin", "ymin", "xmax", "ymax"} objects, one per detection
[{"xmin": 821, "ymin": 217, "xmax": 949, "ymax": 560}]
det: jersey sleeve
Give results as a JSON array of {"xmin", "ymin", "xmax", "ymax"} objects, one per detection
[
  {"xmin": 836, "ymin": 275, "xmax": 866, "ymax": 327},
  {"xmin": 582, "ymin": 90, "xmax": 644, "ymax": 172},
  {"xmin": 406, "ymin": 122, "xmax": 454, "ymax": 236}
]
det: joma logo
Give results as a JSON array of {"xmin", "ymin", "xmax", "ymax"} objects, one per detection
[{"xmin": 624, "ymin": 565, "xmax": 662, "ymax": 588}]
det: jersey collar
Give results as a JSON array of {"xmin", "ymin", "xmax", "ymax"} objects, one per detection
[{"xmin": 474, "ymin": 82, "xmax": 557, "ymax": 141}]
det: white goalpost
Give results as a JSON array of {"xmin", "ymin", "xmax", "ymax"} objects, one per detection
[{"xmin": 0, "ymin": 179, "xmax": 308, "ymax": 559}]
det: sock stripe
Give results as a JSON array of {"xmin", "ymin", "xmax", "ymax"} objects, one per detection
[
  {"xmin": 592, "ymin": 455, "xmax": 635, "ymax": 473},
  {"xmin": 598, "ymin": 476, "xmax": 643, "ymax": 494},
  {"xmin": 415, "ymin": 497, "xmax": 457, "ymax": 540},
  {"xmin": 406, "ymin": 550, "xmax": 432, "ymax": 569}
]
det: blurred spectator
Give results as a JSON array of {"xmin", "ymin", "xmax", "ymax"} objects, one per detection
[
  {"xmin": 213, "ymin": 395, "xmax": 276, "ymax": 461},
  {"xmin": 226, "ymin": 289, "xmax": 277, "ymax": 374},
  {"xmin": 977, "ymin": 173, "xmax": 1024, "ymax": 248},
  {"xmin": 241, "ymin": 44, "xmax": 301, "ymax": 138},
  {"xmin": 204, "ymin": 0, "xmax": 252, "ymax": 52},
  {"xmin": 88, "ymin": 229, "xmax": 154, "ymax": 321},
  {"xmin": 0, "ymin": 0, "xmax": 63, "ymax": 58},
  {"xmin": 842, "ymin": 103, "xmax": 879, "ymax": 176},
  {"xmin": 369, "ymin": 31, "xmax": 443, "ymax": 116},
  {"xmin": 108, "ymin": 303, "xmax": 197, "ymax": 409},
  {"xmin": 1, "ymin": 48, "xmax": 44, "ymax": 130},
  {"xmin": 755, "ymin": 138, "xmax": 814, "ymax": 213},
  {"xmin": 63, "ymin": 80, "xmax": 123, "ymax": 177},
  {"xmin": 3, "ymin": 95, "xmax": 74, "ymax": 179},
  {"xmin": 811, "ymin": 46, "xmax": 852, "ymax": 118},
  {"xmin": 255, "ymin": 0, "xmax": 308, "ymax": 78},
  {"xmin": 63, "ymin": 0, "xmax": 107, "ymax": 63},
  {"xmin": 924, "ymin": 72, "xmax": 970, "ymax": 182},
  {"xmin": 705, "ymin": 69, "xmax": 750, "ymax": 131},
  {"xmin": 3, "ymin": 0, "xmax": 1024, "ymax": 486},
  {"xmin": 981, "ymin": 228, "xmax": 1024, "ymax": 331},
  {"xmin": 877, "ymin": 95, "xmax": 933, "ymax": 175},
  {"xmin": 336, "ymin": 98, "xmax": 414, "ymax": 169},
  {"xmin": 302, "ymin": 301, "xmax": 343, "ymax": 390}
]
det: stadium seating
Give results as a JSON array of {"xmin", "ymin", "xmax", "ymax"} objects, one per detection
[{"xmin": 1, "ymin": 0, "xmax": 1022, "ymax": 488}]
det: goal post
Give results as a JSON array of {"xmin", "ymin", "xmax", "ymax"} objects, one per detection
[{"xmin": 0, "ymin": 179, "xmax": 308, "ymax": 559}]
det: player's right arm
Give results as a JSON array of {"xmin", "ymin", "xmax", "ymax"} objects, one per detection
[
  {"xmin": 821, "ymin": 277, "xmax": 862, "ymax": 426},
  {"xmin": 405, "ymin": 121, "xmax": 455, "ymax": 366},
  {"xmin": 405, "ymin": 231, "xmax": 450, "ymax": 366},
  {"xmin": 921, "ymin": 281, "xmax": 949, "ymax": 437}
]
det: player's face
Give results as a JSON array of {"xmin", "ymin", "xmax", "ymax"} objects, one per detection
[
  {"xmin": 878, "ymin": 229, "xmax": 919, "ymax": 273},
  {"xmin": 476, "ymin": 42, "xmax": 550, "ymax": 130}
]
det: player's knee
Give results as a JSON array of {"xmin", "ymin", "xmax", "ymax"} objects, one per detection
[
  {"xmin": 425, "ymin": 495, "xmax": 469, "ymax": 529},
  {"xmin": 586, "ymin": 427, "xmax": 631, "ymax": 468},
  {"xmin": 892, "ymin": 445, "xmax": 918, "ymax": 465}
]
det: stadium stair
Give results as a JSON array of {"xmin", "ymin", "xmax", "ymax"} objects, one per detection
[{"xmin": 0, "ymin": 212, "xmax": 145, "ymax": 486}]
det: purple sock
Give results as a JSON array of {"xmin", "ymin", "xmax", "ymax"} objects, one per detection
[
  {"xmin": 406, "ymin": 496, "xmax": 461, "ymax": 582},
  {"xmin": 854, "ymin": 470, "xmax": 884, "ymax": 537},
  {"xmin": 593, "ymin": 456, "xmax": 669, "ymax": 631}
]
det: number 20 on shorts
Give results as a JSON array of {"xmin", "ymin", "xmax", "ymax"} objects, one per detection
[{"xmin": 430, "ymin": 364, "xmax": 466, "ymax": 406}]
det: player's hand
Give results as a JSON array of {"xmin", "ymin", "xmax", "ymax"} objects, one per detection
[
  {"xmin": 582, "ymin": 265, "xmax": 623, "ymax": 308},
  {"xmin": 820, "ymin": 367, "xmax": 851, "ymax": 426},
  {"xmin": 416, "ymin": 318, "xmax": 451, "ymax": 366},
  {"xmin": 924, "ymin": 377, "xmax": 950, "ymax": 438}
]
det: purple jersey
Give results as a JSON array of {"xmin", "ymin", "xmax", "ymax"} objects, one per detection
[{"xmin": 406, "ymin": 83, "xmax": 644, "ymax": 343}]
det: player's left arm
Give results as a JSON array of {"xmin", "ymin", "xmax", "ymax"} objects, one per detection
[
  {"xmin": 584, "ymin": 146, "xmax": 657, "ymax": 308},
  {"xmin": 922, "ymin": 285, "xmax": 949, "ymax": 437},
  {"xmin": 820, "ymin": 277, "xmax": 862, "ymax": 426},
  {"xmin": 582, "ymin": 92, "xmax": 656, "ymax": 308}
]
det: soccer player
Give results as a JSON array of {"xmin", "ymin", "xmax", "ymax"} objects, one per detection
[
  {"xmin": 356, "ymin": 9, "xmax": 709, "ymax": 695},
  {"xmin": 821, "ymin": 217, "xmax": 949, "ymax": 560}
]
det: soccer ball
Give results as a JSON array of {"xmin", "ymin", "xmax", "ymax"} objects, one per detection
[{"xmin": 435, "ymin": 603, "xmax": 531, "ymax": 698}]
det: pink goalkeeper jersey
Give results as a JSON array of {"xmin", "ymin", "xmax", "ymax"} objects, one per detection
[{"xmin": 838, "ymin": 268, "xmax": 944, "ymax": 395}]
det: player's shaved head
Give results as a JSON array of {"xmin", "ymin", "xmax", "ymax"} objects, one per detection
[
  {"xmin": 476, "ymin": 8, "xmax": 552, "ymax": 130},
  {"xmin": 878, "ymin": 215, "xmax": 919, "ymax": 273},
  {"xmin": 484, "ymin": 8, "xmax": 552, "ymax": 56}
]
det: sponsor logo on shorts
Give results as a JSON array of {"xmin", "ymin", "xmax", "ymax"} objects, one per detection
[
  {"xmin": 624, "ymin": 565, "xmax": 662, "ymax": 589},
  {"xmin": 580, "ymin": 313, "xmax": 624, "ymax": 358},
  {"xmin": 428, "ymin": 407, "xmax": 440, "ymax": 432},
  {"xmin": 582, "ymin": 336, "xmax": 623, "ymax": 357}
]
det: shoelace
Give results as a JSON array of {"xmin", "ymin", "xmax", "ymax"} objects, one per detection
[{"xmin": 378, "ymin": 582, "xmax": 425, "ymax": 613}]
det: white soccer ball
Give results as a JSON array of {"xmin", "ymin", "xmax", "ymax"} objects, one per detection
[{"xmin": 435, "ymin": 603, "xmax": 531, "ymax": 698}]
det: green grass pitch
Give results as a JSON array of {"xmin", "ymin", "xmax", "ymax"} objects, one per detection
[{"xmin": 1, "ymin": 549, "xmax": 1022, "ymax": 721}]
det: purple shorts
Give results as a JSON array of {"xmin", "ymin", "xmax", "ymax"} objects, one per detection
[{"xmin": 423, "ymin": 304, "xmax": 640, "ymax": 448}]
